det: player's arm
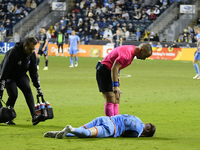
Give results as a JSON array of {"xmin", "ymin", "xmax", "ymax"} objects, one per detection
[
  {"xmin": 0, "ymin": 50, "xmax": 15, "ymax": 99},
  {"xmin": 111, "ymin": 60, "xmax": 122, "ymax": 99},
  {"xmin": 121, "ymin": 130, "xmax": 139, "ymax": 138},
  {"xmin": 197, "ymin": 38, "xmax": 200, "ymax": 52},
  {"xmin": 120, "ymin": 37, "xmax": 123, "ymax": 46},
  {"xmin": 77, "ymin": 40, "xmax": 80, "ymax": 51},
  {"xmin": 29, "ymin": 53, "xmax": 43, "ymax": 96},
  {"xmin": 68, "ymin": 39, "xmax": 70, "ymax": 52},
  {"xmin": 42, "ymin": 33, "xmax": 50, "ymax": 51}
]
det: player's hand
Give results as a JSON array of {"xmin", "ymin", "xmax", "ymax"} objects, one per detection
[
  {"xmin": 118, "ymin": 77, "xmax": 120, "ymax": 87},
  {"xmin": 42, "ymin": 48, "xmax": 45, "ymax": 52},
  {"xmin": 37, "ymin": 87, "xmax": 43, "ymax": 96},
  {"xmin": 113, "ymin": 86, "xmax": 120, "ymax": 99}
]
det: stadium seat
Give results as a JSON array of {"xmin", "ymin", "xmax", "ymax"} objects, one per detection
[
  {"xmin": 11, "ymin": 20, "xmax": 16, "ymax": 26},
  {"xmin": 36, "ymin": 0, "xmax": 43, "ymax": 5},
  {"xmin": 11, "ymin": 16, "xmax": 16, "ymax": 21},
  {"xmin": 13, "ymin": 0, "xmax": 20, "ymax": 5},
  {"xmin": 20, "ymin": 0, "xmax": 26, "ymax": 4},
  {"xmin": 26, "ymin": 8, "xmax": 33, "ymax": 13},
  {"xmin": 3, "ymin": 0, "xmax": 9, "ymax": 3}
]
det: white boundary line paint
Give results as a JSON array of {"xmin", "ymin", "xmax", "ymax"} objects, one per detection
[
  {"xmin": 119, "ymin": 74, "xmax": 132, "ymax": 78},
  {"xmin": 46, "ymin": 74, "xmax": 132, "ymax": 79}
]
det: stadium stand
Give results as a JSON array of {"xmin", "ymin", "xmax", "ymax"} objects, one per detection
[{"xmin": 0, "ymin": 0, "xmax": 44, "ymax": 36}]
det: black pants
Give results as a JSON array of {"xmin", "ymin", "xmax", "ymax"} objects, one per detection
[
  {"xmin": 57, "ymin": 43, "xmax": 63, "ymax": 53},
  {"xmin": 5, "ymin": 74, "xmax": 36, "ymax": 117}
]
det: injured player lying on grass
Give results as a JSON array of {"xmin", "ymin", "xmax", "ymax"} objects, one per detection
[{"xmin": 44, "ymin": 114, "xmax": 156, "ymax": 139}]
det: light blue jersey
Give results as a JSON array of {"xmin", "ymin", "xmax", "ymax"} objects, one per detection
[
  {"xmin": 196, "ymin": 33, "xmax": 200, "ymax": 52},
  {"xmin": 80, "ymin": 114, "xmax": 144, "ymax": 138},
  {"xmin": 194, "ymin": 33, "xmax": 200, "ymax": 60},
  {"xmin": 68, "ymin": 35, "xmax": 80, "ymax": 51},
  {"xmin": 111, "ymin": 114, "xmax": 144, "ymax": 137}
]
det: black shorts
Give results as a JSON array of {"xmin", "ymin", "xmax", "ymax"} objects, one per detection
[
  {"xmin": 96, "ymin": 63, "xmax": 113, "ymax": 92},
  {"xmin": 37, "ymin": 49, "xmax": 48, "ymax": 56}
]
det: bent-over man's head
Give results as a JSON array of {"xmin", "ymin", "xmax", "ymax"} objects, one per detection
[
  {"xmin": 23, "ymin": 37, "xmax": 37, "ymax": 56},
  {"xmin": 137, "ymin": 43, "xmax": 152, "ymax": 60}
]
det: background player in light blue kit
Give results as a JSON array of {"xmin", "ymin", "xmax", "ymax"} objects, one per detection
[
  {"xmin": 44, "ymin": 114, "xmax": 156, "ymax": 139},
  {"xmin": 68, "ymin": 30, "xmax": 80, "ymax": 67},
  {"xmin": 193, "ymin": 26, "xmax": 200, "ymax": 79}
]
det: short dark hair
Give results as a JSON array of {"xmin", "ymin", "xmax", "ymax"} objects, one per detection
[
  {"xmin": 146, "ymin": 123, "xmax": 156, "ymax": 137},
  {"xmin": 24, "ymin": 37, "xmax": 37, "ymax": 46},
  {"xmin": 143, "ymin": 43, "xmax": 152, "ymax": 57}
]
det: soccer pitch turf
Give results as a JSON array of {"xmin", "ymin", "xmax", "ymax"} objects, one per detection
[{"xmin": 0, "ymin": 55, "xmax": 199, "ymax": 150}]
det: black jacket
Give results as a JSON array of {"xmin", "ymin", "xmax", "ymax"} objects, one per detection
[{"xmin": 0, "ymin": 42, "xmax": 40, "ymax": 88}]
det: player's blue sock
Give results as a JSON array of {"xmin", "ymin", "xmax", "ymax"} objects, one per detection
[
  {"xmin": 70, "ymin": 57, "xmax": 73, "ymax": 65},
  {"xmin": 37, "ymin": 59, "xmax": 40, "ymax": 65},
  {"xmin": 66, "ymin": 133, "xmax": 76, "ymax": 137},
  {"xmin": 73, "ymin": 128, "xmax": 91, "ymax": 138},
  {"xmin": 194, "ymin": 64, "xmax": 199, "ymax": 74},
  {"xmin": 45, "ymin": 60, "xmax": 48, "ymax": 67},
  {"xmin": 65, "ymin": 126, "xmax": 87, "ymax": 137},
  {"xmin": 75, "ymin": 57, "xmax": 78, "ymax": 64}
]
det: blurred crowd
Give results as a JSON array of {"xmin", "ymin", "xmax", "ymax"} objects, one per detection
[{"xmin": 0, "ymin": 0, "xmax": 40, "ymax": 39}]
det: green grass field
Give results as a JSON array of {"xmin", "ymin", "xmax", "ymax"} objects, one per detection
[{"xmin": 0, "ymin": 55, "xmax": 199, "ymax": 150}]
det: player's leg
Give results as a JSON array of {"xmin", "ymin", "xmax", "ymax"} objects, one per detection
[
  {"xmin": 193, "ymin": 52, "xmax": 199, "ymax": 79},
  {"xmin": 69, "ymin": 49, "xmax": 74, "ymax": 67},
  {"xmin": 17, "ymin": 74, "xmax": 41, "ymax": 125},
  {"xmin": 57, "ymin": 44, "xmax": 60, "ymax": 56},
  {"xmin": 74, "ymin": 50, "xmax": 78, "ymax": 67},
  {"xmin": 55, "ymin": 117, "xmax": 102, "ymax": 139},
  {"xmin": 62, "ymin": 118, "xmax": 115, "ymax": 138},
  {"xmin": 61, "ymin": 44, "xmax": 64, "ymax": 56},
  {"xmin": 43, "ymin": 46, "xmax": 48, "ymax": 70},
  {"xmin": 96, "ymin": 64, "xmax": 116, "ymax": 116},
  {"xmin": 36, "ymin": 53, "xmax": 42, "ymax": 70}
]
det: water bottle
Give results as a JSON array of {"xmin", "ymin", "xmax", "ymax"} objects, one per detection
[
  {"xmin": 35, "ymin": 104, "xmax": 37, "ymax": 111},
  {"xmin": 37, "ymin": 103, "xmax": 40, "ymax": 110},
  {"xmin": 39, "ymin": 102, "xmax": 45, "ymax": 116},
  {"xmin": 46, "ymin": 102, "xmax": 51, "ymax": 108}
]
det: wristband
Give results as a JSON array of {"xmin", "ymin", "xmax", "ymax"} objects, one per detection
[{"xmin": 112, "ymin": 81, "xmax": 119, "ymax": 87}]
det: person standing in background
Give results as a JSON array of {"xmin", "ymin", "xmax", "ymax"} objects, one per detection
[{"xmin": 68, "ymin": 30, "xmax": 80, "ymax": 67}]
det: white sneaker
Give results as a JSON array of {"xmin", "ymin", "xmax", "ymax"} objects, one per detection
[
  {"xmin": 43, "ymin": 67, "xmax": 48, "ymax": 70},
  {"xmin": 55, "ymin": 125, "xmax": 72, "ymax": 139},
  {"xmin": 62, "ymin": 53, "xmax": 63, "ymax": 56},
  {"xmin": 193, "ymin": 74, "xmax": 199, "ymax": 79},
  {"xmin": 37, "ymin": 66, "xmax": 39, "ymax": 70},
  {"xmin": 44, "ymin": 131, "xmax": 60, "ymax": 138},
  {"xmin": 69, "ymin": 65, "xmax": 74, "ymax": 68},
  {"xmin": 75, "ymin": 63, "xmax": 78, "ymax": 67}
]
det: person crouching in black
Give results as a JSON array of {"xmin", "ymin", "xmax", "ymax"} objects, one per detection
[{"xmin": 0, "ymin": 37, "xmax": 43, "ymax": 125}]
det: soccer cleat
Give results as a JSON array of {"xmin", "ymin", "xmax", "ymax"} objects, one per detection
[
  {"xmin": 69, "ymin": 65, "xmax": 74, "ymax": 68},
  {"xmin": 32, "ymin": 114, "xmax": 42, "ymax": 125},
  {"xmin": 193, "ymin": 74, "xmax": 199, "ymax": 79},
  {"xmin": 43, "ymin": 67, "xmax": 48, "ymax": 70},
  {"xmin": 55, "ymin": 125, "xmax": 72, "ymax": 139},
  {"xmin": 44, "ymin": 131, "xmax": 60, "ymax": 138},
  {"xmin": 197, "ymin": 76, "xmax": 200, "ymax": 79},
  {"xmin": 4, "ymin": 120, "xmax": 16, "ymax": 125},
  {"xmin": 37, "ymin": 66, "xmax": 39, "ymax": 70},
  {"xmin": 75, "ymin": 63, "xmax": 78, "ymax": 67}
]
